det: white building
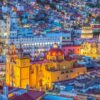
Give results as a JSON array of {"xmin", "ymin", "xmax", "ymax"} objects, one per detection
[
  {"xmin": 0, "ymin": 14, "xmax": 10, "ymax": 55},
  {"xmin": 8, "ymin": 32, "xmax": 71, "ymax": 59},
  {"xmin": 0, "ymin": 15, "xmax": 10, "ymax": 37}
]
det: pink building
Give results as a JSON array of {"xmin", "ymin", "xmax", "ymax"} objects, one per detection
[{"xmin": 62, "ymin": 45, "xmax": 80, "ymax": 56}]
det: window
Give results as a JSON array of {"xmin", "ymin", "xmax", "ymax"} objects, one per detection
[
  {"xmin": 67, "ymin": 37, "xmax": 70, "ymax": 39},
  {"xmin": 66, "ymin": 71, "xmax": 69, "ymax": 73},
  {"xmin": 70, "ymin": 70, "xmax": 73, "ymax": 72},
  {"xmin": 30, "ymin": 68, "xmax": 34, "ymax": 74},
  {"xmin": 57, "ymin": 77, "xmax": 59, "ymax": 80},
  {"xmin": 66, "ymin": 75, "xmax": 68, "ymax": 78},
  {"xmin": 61, "ymin": 71, "xmax": 64, "ymax": 74}
]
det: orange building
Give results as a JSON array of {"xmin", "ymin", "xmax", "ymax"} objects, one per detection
[{"xmin": 6, "ymin": 44, "xmax": 87, "ymax": 90}]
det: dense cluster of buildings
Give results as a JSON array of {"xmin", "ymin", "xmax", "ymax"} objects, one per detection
[
  {"xmin": 6, "ymin": 43, "xmax": 87, "ymax": 90},
  {"xmin": 0, "ymin": 0, "xmax": 100, "ymax": 100},
  {"xmin": 0, "ymin": 0, "xmax": 99, "ymax": 57}
]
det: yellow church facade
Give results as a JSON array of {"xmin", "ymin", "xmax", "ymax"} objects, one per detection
[
  {"xmin": 6, "ymin": 57, "xmax": 30, "ymax": 88},
  {"xmin": 6, "ymin": 58, "xmax": 87, "ymax": 90},
  {"xmin": 80, "ymin": 41, "xmax": 100, "ymax": 58},
  {"xmin": 6, "ymin": 43, "xmax": 87, "ymax": 90}
]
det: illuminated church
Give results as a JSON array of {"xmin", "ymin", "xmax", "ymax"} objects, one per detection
[
  {"xmin": 6, "ymin": 43, "xmax": 87, "ymax": 90},
  {"xmin": 81, "ymin": 26, "xmax": 93, "ymax": 39},
  {"xmin": 80, "ymin": 41, "xmax": 100, "ymax": 59}
]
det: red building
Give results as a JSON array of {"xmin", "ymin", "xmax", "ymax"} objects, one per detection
[{"xmin": 62, "ymin": 45, "xmax": 80, "ymax": 56}]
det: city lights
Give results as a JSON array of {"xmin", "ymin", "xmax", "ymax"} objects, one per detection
[{"xmin": 0, "ymin": 0, "xmax": 100, "ymax": 100}]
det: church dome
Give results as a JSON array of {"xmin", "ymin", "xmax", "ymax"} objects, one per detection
[
  {"xmin": 48, "ymin": 48, "xmax": 64, "ymax": 56},
  {"xmin": 46, "ymin": 48, "xmax": 64, "ymax": 61}
]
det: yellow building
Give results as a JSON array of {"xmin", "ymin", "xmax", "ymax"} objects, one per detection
[
  {"xmin": 81, "ymin": 26, "xmax": 93, "ymax": 39},
  {"xmin": 6, "ymin": 44, "xmax": 87, "ymax": 90},
  {"xmin": 80, "ymin": 41, "xmax": 100, "ymax": 58},
  {"xmin": 6, "ymin": 57, "xmax": 30, "ymax": 88},
  {"xmin": 30, "ymin": 61, "xmax": 86, "ymax": 90}
]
